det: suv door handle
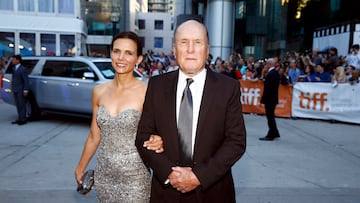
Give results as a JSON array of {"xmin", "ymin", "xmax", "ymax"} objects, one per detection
[
  {"xmin": 40, "ymin": 80, "xmax": 48, "ymax": 84},
  {"xmin": 67, "ymin": 83, "xmax": 79, "ymax": 87}
]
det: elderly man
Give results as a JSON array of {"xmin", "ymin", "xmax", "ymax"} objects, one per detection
[{"xmin": 136, "ymin": 19, "xmax": 246, "ymax": 202}]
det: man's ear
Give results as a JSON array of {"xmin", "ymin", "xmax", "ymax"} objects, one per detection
[{"xmin": 172, "ymin": 45, "xmax": 176, "ymax": 58}]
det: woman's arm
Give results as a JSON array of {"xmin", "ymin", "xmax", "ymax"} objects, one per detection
[{"xmin": 74, "ymin": 88, "xmax": 101, "ymax": 184}]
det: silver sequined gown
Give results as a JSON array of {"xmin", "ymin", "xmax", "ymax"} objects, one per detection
[{"xmin": 95, "ymin": 107, "xmax": 151, "ymax": 203}]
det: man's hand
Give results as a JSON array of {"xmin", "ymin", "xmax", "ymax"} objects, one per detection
[
  {"xmin": 143, "ymin": 134, "xmax": 164, "ymax": 153},
  {"xmin": 168, "ymin": 167, "xmax": 200, "ymax": 193}
]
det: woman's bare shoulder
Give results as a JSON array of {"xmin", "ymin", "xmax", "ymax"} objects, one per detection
[
  {"xmin": 135, "ymin": 80, "xmax": 148, "ymax": 96},
  {"xmin": 92, "ymin": 81, "xmax": 113, "ymax": 100},
  {"xmin": 94, "ymin": 81, "xmax": 112, "ymax": 92},
  {"xmin": 138, "ymin": 80, "xmax": 148, "ymax": 90}
]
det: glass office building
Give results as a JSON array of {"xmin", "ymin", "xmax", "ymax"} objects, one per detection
[
  {"xmin": 83, "ymin": 0, "xmax": 146, "ymax": 57},
  {"xmin": 0, "ymin": 0, "xmax": 146, "ymax": 57},
  {"xmin": 0, "ymin": 0, "xmax": 87, "ymax": 57}
]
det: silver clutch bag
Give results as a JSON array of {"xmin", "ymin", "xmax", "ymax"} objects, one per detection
[{"xmin": 77, "ymin": 169, "xmax": 94, "ymax": 195}]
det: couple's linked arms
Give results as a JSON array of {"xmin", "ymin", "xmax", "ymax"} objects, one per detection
[{"xmin": 143, "ymin": 135, "xmax": 164, "ymax": 153}]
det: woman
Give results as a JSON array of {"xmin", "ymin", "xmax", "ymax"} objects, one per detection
[
  {"xmin": 75, "ymin": 31, "xmax": 163, "ymax": 202},
  {"xmin": 300, "ymin": 64, "xmax": 315, "ymax": 82}
]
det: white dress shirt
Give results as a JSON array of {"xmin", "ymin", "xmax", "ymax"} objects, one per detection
[
  {"xmin": 268, "ymin": 67, "xmax": 275, "ymax": 73},
  {"xmin": 15, "ymin": 64, "xmax": 20, "ymax": 71},
  {"xmin": 176, "ymin": 68, "xmax": 206, "ymax": 155}
]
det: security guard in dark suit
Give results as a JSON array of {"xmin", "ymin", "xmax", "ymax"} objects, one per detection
[{"xmin": 11, "ymin": 54, "xmax": 29, "ymax": 125}]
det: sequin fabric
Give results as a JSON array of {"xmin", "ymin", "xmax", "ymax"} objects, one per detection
[{"xmin": 95, "ymin": 106, "xmax": 151, "ymax": 203}]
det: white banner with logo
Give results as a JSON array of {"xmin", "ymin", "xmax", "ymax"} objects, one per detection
[{"xmin": 292, "ymin": 82, "xmax": 360, "ymax": 124}]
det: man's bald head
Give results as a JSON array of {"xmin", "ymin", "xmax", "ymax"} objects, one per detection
[{"xmin": 174, "ymin": 20, "xmax": 209, "ymax": 44}]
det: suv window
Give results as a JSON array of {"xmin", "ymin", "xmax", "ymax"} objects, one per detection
[
  {"xmin": 94, "ymin": 62, "xmax": 115, "ymax": 79},
  {"xmin": 42, "ymin": 61, "xmax": 72, "ymax": 77},
  {"xmin": 5, "ymin": 59, "xmax": 39, "ymax": 75},
  {"xmin": 72, "ymin": 62, "xmax": 96, "ymax": 79},
  {"xmin": 41, "ymin": 60, "xmax": 96, "ymax": 80}
]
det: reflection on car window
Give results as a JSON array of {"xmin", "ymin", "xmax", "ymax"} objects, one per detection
[
  {"xmin": 22, "ymin": 60, "xmax": 39, "ymax": 74},
  {"xmin": 103, "ymin": 69, "xmax": 114, "ymax": 78},
  {"xmin": 72, "ymin": 62, "xmax": 95, "ymax": 79},
  {"xmin": 41, "ymin": 61, "xmax": 96, "ymax": 80},
  {"xmin": 5, "ymin": 59, "xmax": 38, "ymax": 74},
  {"xmin": 42, "ymin": 61, "xmax": 72, "ymax": 77},
  {"xmin": 94, "ymin": 62, "xmax": 114, "ymax": 79}
]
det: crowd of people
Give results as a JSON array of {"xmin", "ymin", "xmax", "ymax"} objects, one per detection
[
  {"xmin": 3, "ymin": 45, "xmax": 359, "ymax": 87},
  {"xmin": 136, "ymin": 45, "xmax": 360, "ymax": 87},
  {"xmin": 0, "ymin": 56, "xmax": 8, "ymax": 77}
]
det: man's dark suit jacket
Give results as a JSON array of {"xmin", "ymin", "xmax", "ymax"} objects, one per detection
[
  {"xmin": 136, "ymin": 69, "xmax": 246, "ymax": 203},
  {"xmin": 11, "ymin": 65, "xmax": 29, "ymax": 93},
  {"xmin": 261, "ymin": 68, "xmax": 279, "ymax": 106}
]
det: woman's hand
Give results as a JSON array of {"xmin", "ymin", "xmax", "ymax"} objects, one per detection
[
  {"xmin": 74, "ymin": 169, "xmax": 85, "ymax": 185},
  {"xmin": 143, "ymin": 135, "xmax": 164, "ymax": 153}
]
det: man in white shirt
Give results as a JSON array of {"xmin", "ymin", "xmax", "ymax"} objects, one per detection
[{"xmin": 136, "ymin": 19, "xmax": 246, "ymax": 203}]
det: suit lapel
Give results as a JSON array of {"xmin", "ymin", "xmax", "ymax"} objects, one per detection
[
  {"xmin": 194, "ymin": 70, "xmax": 218, "ymax": 153},
  {"xmin": 164, "ymin": 71, "xmax": 179, "ymax": 143}
]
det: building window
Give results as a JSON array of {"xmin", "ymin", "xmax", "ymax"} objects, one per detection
[
  {"xmin": 20, "ymin": 33, "xmax": 35, "ymax": 56},
  {"xmin": 18, "ymin": 0, "xmax": 35, "ymax": 12},
  {"xmin": 60, "ymin": 34, "xmax": 75, "ymax": 56},
  {"xmin": 154, "ymin": 20, "xmax": 164, "ymax": 30},
  {"xmin": 88, "ymin": 45, "xmax": 109, "ymax": 57},
  {"xmin": 39, "ymin": 0, "xmax": 54, "ymax": 13},
  {"xmin": 0, "ymin": 32, "xmax": 15, "ymax": 57},
  {"xmin": 0, "ymin": 1, "xmax": 13, "ymax": 10},
  {"xmin": 90, "ymin": 22, "xmax": 106, "ymax": 35},
  {"xmin": 138, "ymin": 19, "xmax": 145, "ymax": 30},
  {"xmin": 154, "ymin": 37, "xmax": 163, "ymax": 48},
  {"xmin": 235, "ymin": 1, "xmax": 246, "ymax": 19},
  {"xmin": 59, "ymin": 0, "xmax": 74, "ymax": 14},
  {"xmin": 139, "ymin": 37, "xmax": 145, "ymax": 48},
  {"xmin": 41, "ymin": 34, "xmax": 56, "ymax": 56}
]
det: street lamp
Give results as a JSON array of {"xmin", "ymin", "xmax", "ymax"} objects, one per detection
[{"xmin": 110, "ymin": 12, "xmax": 119, "ymax": 37}]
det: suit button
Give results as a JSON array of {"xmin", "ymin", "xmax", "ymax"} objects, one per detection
[
  {"xmin": 175, "ymin": 161, "xmax": 179, "ymax": 165},
  {"xmin": 193, "ymin": 162, "xmax": 197, "ymax": 165}
]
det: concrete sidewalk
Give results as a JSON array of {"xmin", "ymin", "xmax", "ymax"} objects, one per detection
[
  {"xmin": 233, "ymin": 114, "xmax": 360, "ymax": 202},
  {"xmin": 0, "ymin": 100, "xmax": 359, "ymax": 203}
]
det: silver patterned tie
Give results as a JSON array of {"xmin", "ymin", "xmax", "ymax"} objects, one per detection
[{"xmin": 178, "ymin": 78, "xmax": 194, "ymax": 165}]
